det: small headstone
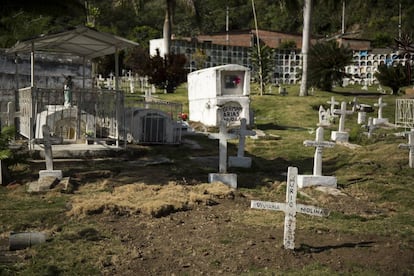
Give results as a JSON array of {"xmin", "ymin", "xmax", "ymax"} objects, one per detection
[
  {"xmin": 373, "ymin": 97, "xmax": 389, "ymax": 125},
  {"xmin": 356, "ymin": 104, "xmax": 374, "ymax": 125},
  {"xmin": 331, "ymin": 101, "xmax": 353, "ymax": 142},
  {"xmin": 399, "ymin": 130, "xmax": 414, "ymax": 168},
  {"xmin": 251, "ymin": 167, "xmax": 330, "ymax": 250},
  {"xmin": 228, "ymin": 118, "xmax": 256, "ymax": 168},
  {"xmin": 208, "ymin": 111, "xmax": 238, "ymax": 188},
  {"xmin": 298, "ymin": 127, "xmax": 337, "ymax": 188}
]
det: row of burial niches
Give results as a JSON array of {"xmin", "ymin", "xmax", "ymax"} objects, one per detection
[{"xmin": 188, "ymin": 64, "xmax": 252, "ymax": 127}]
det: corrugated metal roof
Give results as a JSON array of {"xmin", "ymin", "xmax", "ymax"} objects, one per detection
[{"xmin": 6, "ymin": 26, "xmax": 139, "ymax": 59}]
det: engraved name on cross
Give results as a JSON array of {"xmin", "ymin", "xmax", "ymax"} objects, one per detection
[{"xmin": 251, "ymin": 167, "xmax": 330, "ymax": 250}]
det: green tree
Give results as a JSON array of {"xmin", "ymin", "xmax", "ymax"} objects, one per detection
[
  {"xmin": 308, "ymin": 40, "xmax": 353, "ymax": 91},
  {"xmin": 374, "ymin": 64, "xmax": 410, "ymax": 95},
  {"xmin": 142, "ymin": 51, "xmax": 188, "ymax": 93}
]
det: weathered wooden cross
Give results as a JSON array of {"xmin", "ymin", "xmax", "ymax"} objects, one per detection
[
  {"xmin": 399, "ymin": 130, "xmax": 414, "ymax": 168},
  {"xmin": 251, "ymin": 167, "xmax": 330, "ymax": 250}
]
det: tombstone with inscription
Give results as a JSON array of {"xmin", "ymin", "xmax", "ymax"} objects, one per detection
[
  {"xmin": 228, "ymin": 118, "xmax": 256, "ymax": 168},
  {"xmin": 298, "ymin": 127, "xmax": 337, "ymax": 188},
  {"xmin": 188, "ymin": 64, "xmax": 251, "ymax": 127},
  {"xmin": 331, "ymin": 101, "xmax": 353, "ymax": 142},
  {"xmin": 208, "ymin": 111, "xmax": 238, "ymax": 188},
  {"xmin": 251, "ymin": 167, "xmax": 330, "ymax": 250},
  {"xmin": 373, "ymin": 97, "xmax": 389, "ymax": 125}
]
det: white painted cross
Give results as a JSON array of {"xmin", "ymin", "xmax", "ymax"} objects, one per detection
[
  {"xmin": 208, "ymin": 111, "xmax": 237, "ymax": 173},
  {"xmin": 235, "ymin": 118, "xmax": 255, "ymax": 158},
  {"xmin": 327, "ymin": 96, "xmax": 339, "ymax": 118},
  {"xmin": 251, "ymin": 167, "xmax": 330, "ymax": 250},
  {"xmin": 303, "ymin": 127, "xmax": 335, "ymax": 176},
  {"xmin": 399, "ymin": 130, "xmax": 414, "ymax": 168},
  {"xmin": 333, "ymin": 101, "xmax": 353, "ymax": 132},
  {"xmin": 373, "ymin": 96, "xmax": 388, "ymax": 124}
]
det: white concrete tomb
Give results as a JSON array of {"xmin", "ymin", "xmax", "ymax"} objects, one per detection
[{"xmin": 188, "ymin": 64, "xmax": 251, "ymax": 127}]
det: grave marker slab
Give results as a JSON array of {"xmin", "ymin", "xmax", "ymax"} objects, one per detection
[
  {"xmin": 251, "ymin": 167, "xmax": 330, "ymax": 249},
  {"xmin": 399, "ymin": 130, "xmax": 414, "ymax": 168},
  {"xmin": 229, "ymin": 118, "xmax": 256, "ymax": 168}
]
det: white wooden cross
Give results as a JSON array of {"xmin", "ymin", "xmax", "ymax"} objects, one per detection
[
  {"xmin": 333, "ymin": 101, "xmax": 353, "ymax": 132},
  {"xmin": 399, "ymin": 130, "xmax": 414, "ymax": 168},
  {"xmin": 251, "ymin": 167, "xmax": 330, "ymax": 250},
  {"xmin": 327, "ymin": 96, "xmax": 339, "ymax": 118},
  {"xmin": 303, "ymin": 127, "xmax": 335, "ymax": 176},
  {"xmin": 208, "ymin": 112, "xmax": 237, "ymax": 173}
]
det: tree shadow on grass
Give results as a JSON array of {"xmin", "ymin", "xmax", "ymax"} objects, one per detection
[
  {"xmin": 297, "ymin": 241, "xmax": 375, "ymax": 253},
  {"xmin": 255, "ymin": 123, "xmax": 308, "ymax": 131}
]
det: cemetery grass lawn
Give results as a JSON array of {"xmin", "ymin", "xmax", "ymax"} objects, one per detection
[{"xmin": 1, "ymin": 85, "xmax": 413, "ymax": 275}]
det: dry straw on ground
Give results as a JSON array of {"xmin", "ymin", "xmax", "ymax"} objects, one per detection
[{"xmin": 67, "ymin": 181, "xmax": 234, "ymax": 218}]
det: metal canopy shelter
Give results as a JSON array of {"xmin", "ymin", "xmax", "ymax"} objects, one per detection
[{"xmin": 6, "ymin": 25, "xmax": 139, "ymax": 89}]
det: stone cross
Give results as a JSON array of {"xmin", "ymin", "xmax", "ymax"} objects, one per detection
[
  {"xmin": 208, "ymin": 114, "xmax": 237, "ymax": 173},
  {"xmin": 235, "ymin": 118, "xmax": 255, "ymax": 158},
  {"xmin": 327, "ymin": 96, "xmax": 339, "ymax": 117},
  {"xmin": 373, "ymin": 96, "xmax": 388, "ymax": 124},
  {"xmin": 399, "ymin": 130, "xmax": 414, "ymax": 168},
  {"xmin": 304, "ymin": 127, "xmax": 335, "ymax": 176},
  {"xmin": 317, "ymin": 105, "xmax": 331, "ymax": 127},
  {"xmin": 251, "ymin": 167, "xmax": 330, "ymax": 250},
  {"xmin": 333, "ymin": 101, "xmax": 353, "ymax": 133}
]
